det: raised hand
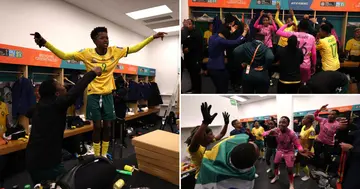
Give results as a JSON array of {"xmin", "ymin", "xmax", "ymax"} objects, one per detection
[
  {"xmin": 267, "ymin": 13, "xmax": 273, "ymax": 20},
  {"xmin": 276, "ymin": 2, "xmax": 280, "ymax": 10},
  {"xmin": 289, "ymin": 9, "xmax": 294, "ymax": 16},
  {"xmin": 260, "ymin": 10, "xmax": 265, "ymax": 17},
  {"xmin": 30, "ymin": 32, "xmax": 47, "ymax": 48},
  {"xmin": 153, "ymin": 32, "xmax": 168, "ymax": 40},
  {"xmin": 201, "ymin": 102, "xmax": 218, "ymax": 125},
  {"xmin": 222, "ymin": 112, "xmax": 230, "ymax": 125},
  {"xmin": 320, "ymin": 104, "xmax": 328, "ymax": 111}
]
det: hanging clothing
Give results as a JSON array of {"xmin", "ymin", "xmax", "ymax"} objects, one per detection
[
  {"xmin": 12, "ymin": 77, "xmax": 36, "ymax": 118},
  {"xmin": 148, "ymin": 82, "xmax": 163, "ymax": 106},
  {"xmin": 114, "ymin": 76, "xmax": 128, "ymax": 119},
  {"xmin": 127, "ymin": 80, "xmax": 141, "ymax": 102}
]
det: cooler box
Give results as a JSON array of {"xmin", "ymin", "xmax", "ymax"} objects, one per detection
[{"xmin": 132, "ymin": 130, "xmax": 179, "ymax": 185}]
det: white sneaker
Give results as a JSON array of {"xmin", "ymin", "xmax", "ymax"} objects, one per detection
[
  {"xmin": 293, "ymin": 173, "xmax": 300, "ymax": 177},
  {"xmin": 289, "ymin": 183, "xmax": 294, "ymax": 189},
  {"xmin": 255, "ymin": 173, "xmax": 259, "ymax": 178},
  {"xmin": 271, "ymin": 175, "xmax": 279, "ymax": 184},
  {"xmin": 267, "ymin": 168, "xmax": 271, "ymax": 173},
  {"xmin": 85, "ymin": 144, "xmax": 94, "ymax": 155},
  {"xmin": 301, "ymin": 175, "xmax": 310, "ymax": 181}
]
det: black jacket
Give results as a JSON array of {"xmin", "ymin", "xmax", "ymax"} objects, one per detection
[
  {"xmin": 233, "ymin": 40, "xmax": 274, "ymax": 82},
  {"xmin": 182, "ymin": 28, "xmax": 204, "ymax": 64},
  {"xmin": 276, "ymin": 47, "xmax": 303, "ymax": 82},
  {"xmin": 26, "ymin": 71, "xmax": 97, "ymax": 170}
]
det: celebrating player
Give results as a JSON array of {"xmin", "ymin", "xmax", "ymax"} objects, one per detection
[{"xmin": 31, "ymin": 28, "xmax": 166, "ymax": 157}]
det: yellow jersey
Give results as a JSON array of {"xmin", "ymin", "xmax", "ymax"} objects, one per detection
[
  {"xmin": 188, "ymin": 145, "xmax": 206, "ymax": 178},
  {"xmin": 275, "ymin": 10, "xmax": 297, "ymax": 47},
  {"xmin": 45, "ymin": 36, "xmax": 154, "ymax": 95},
  {"xmin": 346, "ymin": 38, "xmax": 360, "ymax": 56},
  {"xmin": 299, "ymin": 125, "xmax": 316, "ymax": 150},
  {"xmin": 316, "ymin": 35, "xmax": 340, "ymax": 71},
  {"xmin": 0, "ymin": 102, "xmax": 8, "ymax": 134},
  {"xmin": 73, "ymin": 46, "xmax": 127, "ymax": 95},
  {"xmin": 204, "ymin": 30, "xmax": 212, "ymax": 45},
  {"xmin": 252, "ymin": 126, "xmax": 264, "ymax": 141}
]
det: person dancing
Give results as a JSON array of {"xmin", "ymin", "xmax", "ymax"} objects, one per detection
[
  {"xmin": 31, "ymin": 28, "xmax": 166, "ymax": 157},
  {"xmin": 263, "ymin": 116, "xmax": 313, "ymax": 189},
  {"xmin": 252, "ymin": 121, "xmax": 265, "ymax": 160},
  {"xmin": 293, "ymin": 114, "xmax": 316, "ymax": 181},
  {"xmin": 184, "ymin": 104, "xmax": 229, "ymax": 178},
  {"xmin": 276, "ymin": 20, "xmax": 316, "ymax": 83},
  {"xmin": 264, "ymin": 119, "xmax": 277, "ymax": 174},
  {"xmin": 313, "ymin": 104, "xmax": 348, "ymax": 172}
]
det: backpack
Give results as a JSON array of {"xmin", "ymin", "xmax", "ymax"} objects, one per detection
[{"xmin": 56, "ymin": 156, "xmax": 117, "ymax": 189}]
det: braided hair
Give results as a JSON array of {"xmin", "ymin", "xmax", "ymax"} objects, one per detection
[{"xmin": 185, "ymin": 126, "xmax": 212, "ymax": 146}]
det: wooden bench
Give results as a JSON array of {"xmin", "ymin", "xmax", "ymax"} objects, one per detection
[{"xmin": 0, "ymin": 108, "xmax": 160, "ymax": 156}]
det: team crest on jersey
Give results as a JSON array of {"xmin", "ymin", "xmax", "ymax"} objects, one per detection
[{"xmin": 1, "ymin": 111, "xmax": 4, "ymax": 116}]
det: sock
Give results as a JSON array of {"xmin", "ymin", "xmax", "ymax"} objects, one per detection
[
  {"xmin": 295, "ymin": 163, "xmax": 300, "ymax": 174},
  {"xmin": 93, "ymin": 142, "xmax": 100, "ymax": 156},
  {"xmin": 101, "ymin": 141, "xmax": 109, "ymax": 157},
  {"xmin": 288, "ymin": 173, "xmax": 294, "ymax": 184},
  {"xmin": 274, "ymin": 168, "xmax": 279, "ymax": 176},
  {"xmin": 303, "ymin": 166, "xmax": 310, "ymax": 176}
]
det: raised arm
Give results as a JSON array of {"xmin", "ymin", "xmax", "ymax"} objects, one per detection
[
  {"xmin": 267, "ymin": 13, "xmax": 277, "ymax": 32},
  {"xmin": 128, "ymin": 32, "xmax": 167, "ymax": 54},
  {"xmin": 291, "ymin": 9, "xmax": 298, "ymax": 26},
  {"xmin": 314, "ymin": 104, "xmax": 328, "ymax": 122},
  {"xmin": 276, "ymin": 24, "xmax": 293, "ymax": 38},
  {"xmin": 242, "ymin": 13, "xmax": 245, "ymax": 24},
  {"xmin": 189, "ymin": 102, "xmax": 218, "ymax": 153},
  {"xmin": 215, "ymin": 112, "xmax": 230, "ymax": 140},
  {"xmin": 56, "ymin": 68, "xmax": 100, "ymax": 110},
  {"xmin": 219, "ymin": 26, "xmax": 248, "ymax": 47},
  {"xmin": 254, "ymin": 11, "xmax": 264, "ymax": 29},
  {"xmin": 275, "ymin": 9, "xmax": 284, "ymax": 27},
  {"xmin": 31, "ymin": 32, "xmax": 82, "ymax": 61}
]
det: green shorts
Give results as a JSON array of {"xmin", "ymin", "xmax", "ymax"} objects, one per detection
[
  {"xmin": 86, "ymin": 94, "xmax": 116, "ymax": 121},
  {"xmin": 254, "ymin": 140, "xmax": 264, "ymax": 150}
]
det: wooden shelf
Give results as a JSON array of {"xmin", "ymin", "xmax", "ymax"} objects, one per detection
[
  {"xmin": 0, "ymin": 108, "xmax": 160, "ymax": 155},
  {"xmin": 0, "ymin": 123, "xmax": 93, "ymax": 156}
]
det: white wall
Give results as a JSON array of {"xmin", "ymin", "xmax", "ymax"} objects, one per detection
[
  {"xmin": 181, "ymin": 0, "xmax": 189, "ymax": 21},
  {"xmin": 238, "ymin": 98, "xmax": 277, "ymax": 119},
  {"xmin": 0, "ymin": 0, "xmax": 178, "ymax": 94},
  {"xmin": 293, "ymin": 95, "xmax": 360, "ymax": 112},
  {"xmin": 181, "ymin": 95, "xmax": 240, "ymax": 128},
  {"xmin": 147, "ymin": 36, "xmax": 179, "ymax": 94}
]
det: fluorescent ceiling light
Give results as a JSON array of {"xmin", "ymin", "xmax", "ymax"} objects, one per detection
[
  {"xmin": 154, "ymin": 25, "xmax": 180, "ymax": 33},
  {"xmin": 126, "ymin": 5, "xmax": 172, "ymax": 20},
  {"xmin": 259, "ymin": 95, "xmax": 267, "ymax": 97},
  {"xmin": 230, "ymin": 96, "xmax": 247, "ymax": 102}
]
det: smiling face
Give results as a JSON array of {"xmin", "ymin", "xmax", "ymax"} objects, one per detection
[
  {"xmin": 94, "ymin": 32, "xmax": 109, "ymax": 49},
  {"xmin": 279, "ymin": 117, "xmax": 289, "ymax": 132},
  {"xmin": 263, "ymin": 17, "xmax": 269, "ymax": 26}
]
